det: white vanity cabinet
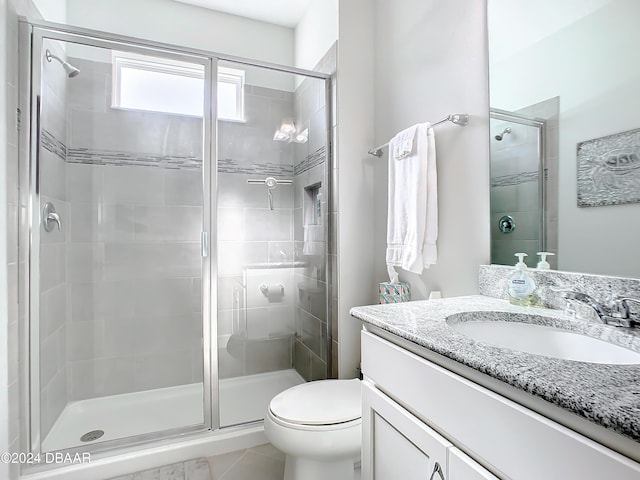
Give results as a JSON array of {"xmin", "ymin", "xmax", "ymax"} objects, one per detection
[
  {"xmin": 363, "ymin": 381, "xmax": 449, "ymax": 480},
  {"xmin": 361, "ymin": 329, "xmax": 640, "ymax": 480},
  {"xmin": 363, "ymin": 380, "xmax": 496, "ymax": 480}
]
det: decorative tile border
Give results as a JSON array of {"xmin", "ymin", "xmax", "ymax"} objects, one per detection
[
  {"xmin": 42, "ymin": 128, "xmax": 319, "ymax": 176},
  {"xmin": 218, "ymin": 158, "xmax": 293, "ymax": 176},
  {"xmin": 67, "ymin": 147, "xmax": 202, "ymax": 170},
  {"xmin": 294, "ymin": 146, "xmax": 326, "ymax": 176},
  {"xmin": 41, "ymin": 128, "xmax": 67, "ymax": 161},
  {"xmin": 490, "ymin": 170, "xmax": 538, "ymax": 187}
]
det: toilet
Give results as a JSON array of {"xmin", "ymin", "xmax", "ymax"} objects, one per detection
[{"xmin": 264, "ymin": 379, "xmax": 362, "ymax": 480}]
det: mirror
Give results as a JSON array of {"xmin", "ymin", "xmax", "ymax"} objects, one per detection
[{"xmin": 487, "ymin": 0, "xmax": 640, "ymax": 278}]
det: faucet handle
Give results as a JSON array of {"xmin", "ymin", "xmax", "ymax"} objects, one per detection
[{"xmin": 614, "ymin": 296, "xmax": 640, "ymax": 318}]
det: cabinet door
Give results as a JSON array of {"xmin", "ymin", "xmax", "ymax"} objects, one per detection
[
  {"xmin": 448, "ymin": 447, "xmax": 499, "ymax": 480},
  {"xmin": 362, "ymin": 381, "xmax": 451, "ymax": 480}
]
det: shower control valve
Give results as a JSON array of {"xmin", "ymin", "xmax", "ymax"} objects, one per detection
[{"xmin": 498, "ymin": 215, "xmax": 515, "ymax": 234}]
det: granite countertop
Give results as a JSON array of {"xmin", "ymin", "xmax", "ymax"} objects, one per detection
[{"xmin": 350, "ymin": 295, "xmax": 640, "ymax": 444}]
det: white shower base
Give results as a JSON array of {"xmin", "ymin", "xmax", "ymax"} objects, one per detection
[{"xmin": 42, "ymin": 369, "xmax": 304, "ymax": 453}]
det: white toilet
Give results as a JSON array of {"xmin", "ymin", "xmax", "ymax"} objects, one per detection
[{"xmin": 264, "ymin": 378, "xmax": 362, "ymax": 480}]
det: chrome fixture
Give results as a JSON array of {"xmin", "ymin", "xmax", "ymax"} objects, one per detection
[
  {"xmin": 247, "ymin": 177, "xmax": 293, "ymax": 211},
  {"xmin": 42, "ymin": 201, "xmax": 62, "ymax": 232},
  {"xmin": 368, "ymin": 113, "xmax": 469, "ymax": 157},
  {"xmin": 498, "ymin": 215, "xmax": 515, "ymax": 233},
  {"xmin": 45, "ymin": 49, "xmax": 80, "ymax": 78},
  {"xmin": 562, "ymin": 292, "xmax": 640, "ymax": 328},
  {"xmin": 495, "ymin": 127, "xmax": 512, "ymax": 141}
]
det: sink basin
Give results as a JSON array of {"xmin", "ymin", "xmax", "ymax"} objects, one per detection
[{"xmin": 446, "ymin": 312, "xmax": 640, "ymax": 365}]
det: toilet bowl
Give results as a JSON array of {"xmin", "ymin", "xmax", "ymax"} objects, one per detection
[{"xmin": 264, "ymin": 379, "xmax": 362, "ymax": 480}]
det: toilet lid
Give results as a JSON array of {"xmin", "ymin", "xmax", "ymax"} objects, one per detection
[{"xmin": 270, "ymin": 379, "xmax": 361, "ymax": 426}]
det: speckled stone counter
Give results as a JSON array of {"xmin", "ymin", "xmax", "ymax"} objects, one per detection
[{"xmin": 350, "ymin": 295, "xmax": 640, "ymax": 444}]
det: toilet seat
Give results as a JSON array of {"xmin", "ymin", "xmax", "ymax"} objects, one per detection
[{"xmin": 269, "ymin": 379, "xmax": 361, "ymax": 427}]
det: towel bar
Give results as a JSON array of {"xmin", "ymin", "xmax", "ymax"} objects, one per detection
[{"xmin": 368, "ymin": 113, "xmax": 469, "ymax": 157}]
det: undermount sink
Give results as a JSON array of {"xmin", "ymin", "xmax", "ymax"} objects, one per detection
[{"xmin": 446, "ymin": 311, "xmax": 640, "ymax": 365}]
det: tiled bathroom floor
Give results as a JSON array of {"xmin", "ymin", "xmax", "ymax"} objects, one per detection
[
  {"xmin": 109, "ymin": 444, "xmax": 285, "ymax": 480},
  {"xmin": 111, "ymin": 442, "xmax": 360, "ymax": 480},
  {"xmin": 110, "ymin": 457, "xmax": 211, "ymax": 480},
  {"xmin": 208, "ymin": 443, "xmax": 286, "ymax": 480}
]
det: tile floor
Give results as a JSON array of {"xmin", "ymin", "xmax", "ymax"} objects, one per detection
[
  {"xmin": 208, "ymin": 443, "xmax": 285, "ymax": 480},
  {"xmin": 108, "ymin": 444, "xmax": 285, "ymax": 480},
  {"xmin": 111, "ymin": 442, "xmax": 360, "ymax": 480},
  {"xmin": 110, "ymin": 457, "xmax": 211, "ymax": 480}
]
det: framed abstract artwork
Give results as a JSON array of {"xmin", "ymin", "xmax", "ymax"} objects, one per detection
[{"xmin": 576, "ymin": 128, "xmax": 640, "ymax": 207}]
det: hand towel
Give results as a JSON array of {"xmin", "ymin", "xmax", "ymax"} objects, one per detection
[{"xmin": 385, "ymin": 122, "xmax": 438, "ymax": 276}]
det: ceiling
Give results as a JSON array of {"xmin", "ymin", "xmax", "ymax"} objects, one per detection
[{"xmin": 173, "ymin": 0, "xmax": 313, "ymax": 27}]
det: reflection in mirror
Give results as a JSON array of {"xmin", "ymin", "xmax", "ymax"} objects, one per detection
[{"xmin": 488, "ymin": 0, "xmax": 640, "ymax": 277}]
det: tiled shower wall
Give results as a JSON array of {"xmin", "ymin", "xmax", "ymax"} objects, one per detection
[
  {"xmin": 38, "ymin": 52, "xmax": 334, "ymax": 410},
  {"xmin": 291, "ymin": 45, "xmax": 335, "ymax": 381},
  {"xmin": 217, "ymin": 84, "xmax": 298, "ymax": 379},
  {"xmin": 216, "ymin": 65, "xmax": 332, "ymax": 381},
  {"xmin": 63, "ymin": 56, "xmax": 204, "ymax": 401},
  {"xmin": 490, "ymin": 97, "xmax": 559, "ymax": 269},
  {"xmin": 515, "ymin": 97, "xmax": 559, "ymax": 265}
]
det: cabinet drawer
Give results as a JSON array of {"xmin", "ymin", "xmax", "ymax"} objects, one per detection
[{"xmin": 361, "ymin": 330, "xmax": 640, "ymax": 480}]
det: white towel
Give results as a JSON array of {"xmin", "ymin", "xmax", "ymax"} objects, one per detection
[{"xmin": 386, "ymin": 122, "xmax": 438, "ymax": 277}]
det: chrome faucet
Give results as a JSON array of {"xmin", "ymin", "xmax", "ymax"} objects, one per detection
[{"xmin": 562, "ymin": 292, "xmax": 640, "ymax": 328}]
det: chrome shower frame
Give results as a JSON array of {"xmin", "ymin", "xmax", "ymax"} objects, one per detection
[{"xmin": 17, "ymin": 17, "xmax": 332, "ymax": 472}]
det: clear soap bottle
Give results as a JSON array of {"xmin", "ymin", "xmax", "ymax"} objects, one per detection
[
  {"xmin": 507, "ymin": 253, "xmax": 537, "ymax": 306},
  {"xmin": 536, "ymin": 252, "xmax": 555, "ymax": 270}
]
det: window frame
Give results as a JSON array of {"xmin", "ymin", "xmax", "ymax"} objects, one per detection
[{"xmin": 111, "ymin": 51, "xmax": 245, "ymax": 121}]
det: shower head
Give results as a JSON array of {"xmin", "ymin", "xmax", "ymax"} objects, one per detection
[
  {"xmin": 45, "ymin": 49, "xmax": 80, "ymax": 78},
  {"xmin": 495, "ymin": 127, "xmax": 512, "ymax": 141}
]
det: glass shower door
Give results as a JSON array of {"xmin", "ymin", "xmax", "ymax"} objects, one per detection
[
  {"xmin": 32, "ymin": 30, "xmax": 211, "ymax": 452},
  {"xmin": 215, "ymin": 59, "xmax": 331, "ymax": 426},
  {"xmin": 489, "ymin": 112, "xmax": 545, "ymax": 268}
]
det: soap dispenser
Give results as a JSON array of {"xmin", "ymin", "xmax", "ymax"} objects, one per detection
[
  {"xmin": 536, "ymin": 252, "xmax": 555, "ymax": 270},
  {"xmin": 507, "ymin": 253, "xmax": 537, "ymax": 306}
]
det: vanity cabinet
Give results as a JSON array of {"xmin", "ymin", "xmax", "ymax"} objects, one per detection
[
  {"xmin": 361, "ymin": 329, "xmax": 640, "ymax": 480},
  {"xmin": 363, "ymin": 380, "xmax": 496, "ymax": 479}
]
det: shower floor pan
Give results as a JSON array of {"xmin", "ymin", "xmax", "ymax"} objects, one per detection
[{"xmin": 42, "ymin": 368, "xmax": 304, "ymax": 452}]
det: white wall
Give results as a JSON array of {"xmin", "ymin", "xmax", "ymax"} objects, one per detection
[
  {"xmin": 32, "ymin": 0, "xmax": 66, "ymax": 24},
  {"xmin": 336, "ymin": 0, "xmax": 375, "ymax": 378},
  {"xmin": 65, "ymin": 0, "xmax": 294, "ymax": 67},
  {"xmin": 294, "ymin": 0, "xmax": 338, "ymax": 71},
  {"xmin": 490, "ymin": 0, "xmax": 640, "ymax": 277},
  {"xmin": 371, "ymin": 0, "xmax": 491, "ymax": 300}
]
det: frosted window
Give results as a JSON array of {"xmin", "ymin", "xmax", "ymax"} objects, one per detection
[
  {"xmin": 112, "ymin": 52, "xmax": 244, "ymax": 120},
  {"xmin": 119, "ymin": 66, "xmax": 204, "ymax": 116}
]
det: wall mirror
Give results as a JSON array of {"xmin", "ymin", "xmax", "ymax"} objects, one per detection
[{"xmin": 488, "ymin": 0, "xmax": 640, "ymax": 278}]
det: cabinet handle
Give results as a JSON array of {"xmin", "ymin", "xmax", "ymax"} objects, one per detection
[{"xmin": 429, "ymin": 462, "xmax": 445, "ymax": 480}]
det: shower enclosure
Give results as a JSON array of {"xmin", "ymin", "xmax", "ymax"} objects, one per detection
[
  {"xmin": 19, "ymin": 20, "xmax": 331, "ymax": 458},
  {"xmin": 489, "ymin": 109, "xmax": 546, "ymax": 268}
]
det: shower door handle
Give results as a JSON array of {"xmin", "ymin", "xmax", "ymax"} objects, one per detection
[
  {"xmin": 201, "ymin": 231, "xmax": 209, "ymax": 257},
  {"xmin": 43, "ymin": 202, "xmax": 62, "ymax": 232}
]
